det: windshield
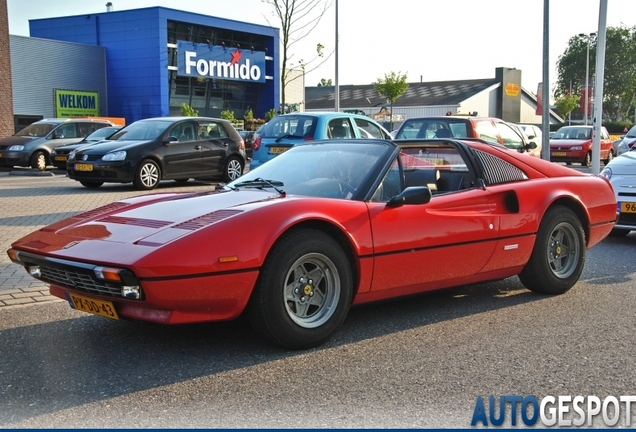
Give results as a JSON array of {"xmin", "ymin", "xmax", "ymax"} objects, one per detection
[
  {"xmin": 15, "ymin": 122, "xmax": 56, "ymax": 138},
  {"xmin": 85, "ymin": 127, "xmax": 119, "ymax": 141},
  {"xmin": 110, "ymin": 120, "xmax": 173, "ymax": 141},
  {"xmin": 552, "ymin": 127, "xmax": 591, "ymax": 140},
  {"xmin": 627, "ymin": 126, "xmax": 636, "ymax": 138},
  {"xmin": 260, "ymin": 115, "xmax": 317, "ymax": 139},
  {"xmin": 226, "ymin": 142, "xmax": 390, "ymax": 199}
]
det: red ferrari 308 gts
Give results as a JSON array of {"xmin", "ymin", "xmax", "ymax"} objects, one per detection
[{"xmin": 8, "ymin": 138, "xmax": 617, "ymax": 349}]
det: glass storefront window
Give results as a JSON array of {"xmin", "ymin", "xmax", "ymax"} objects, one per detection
[{"xmin": 167, "ymin": 20, "xmax": 266, "ymax": 119}]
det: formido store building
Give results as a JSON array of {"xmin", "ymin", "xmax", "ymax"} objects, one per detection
[{"xmin": 10, "ymin": 6, "xmax": 280, "ymax": 130}]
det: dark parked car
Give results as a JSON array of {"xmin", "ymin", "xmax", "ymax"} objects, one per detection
[
  {"xmin": 0, "ymin": 118, "xmax": 115, "ymax": 171},
  {"xmin": 50, "ymin": 126, "xmax": 121, "ymax": 170},
  {"xmin": 66, "ymin": 117, "xmax": 246, "ymax": 190}
]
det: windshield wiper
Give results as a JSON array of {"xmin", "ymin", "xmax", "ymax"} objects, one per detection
[
  {"xmin": 232, "ymin": 178, "xmax": 285, "ymax": 194},
  {"xmin": 275, "ymin": 134, "xmax": 304, "ymax": 143}
]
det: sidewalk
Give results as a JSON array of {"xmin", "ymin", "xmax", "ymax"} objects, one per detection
[{"xmin": 0, "ymin": 169, "xmax": 217, "ymax": 308}]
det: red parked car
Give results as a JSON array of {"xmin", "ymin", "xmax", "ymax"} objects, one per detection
[
  {"xmin": 8, "ymin": 138, "xmax": 616, "ymax": 349},
  {"xmin": 549, "ymin": 125, "xmax": 614, "ymax": 166}
]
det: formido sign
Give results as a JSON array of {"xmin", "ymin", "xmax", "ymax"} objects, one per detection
[{"xmin": 55, "ymin": 89, "xmax": 99, "ymax": 118}]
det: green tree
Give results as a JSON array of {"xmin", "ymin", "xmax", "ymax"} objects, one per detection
[
  {"xmin": 555, "ymin": 26, "xmax": 636, "ymax": 122},
  {"xmin": 181, "ymin": 103, "xmax": 198, "ymax": 117},
  {"xmin": 372, "ymin": 71, "xmax": 409, "ymax": 131},
  {"xmin": 554, "ymin": 92, "xmax": 580, "ymax": 123},
  {"xmin": 317, "ymin": 78, "xmax": 333, "ymax": 87}
]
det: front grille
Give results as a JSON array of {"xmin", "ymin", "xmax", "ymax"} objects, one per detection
[
  {"xmin": 617, "ymin": 212, "xmax": 636, "ymax": 226},
  {"xmin": 40, "ymin": 266, "xmax": 122, "ymax": 297},
  {"xmin": 17, "ymin": 252, "xmax": 141, "ymax": 299}
]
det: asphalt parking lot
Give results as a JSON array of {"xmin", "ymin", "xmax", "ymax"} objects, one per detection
[{"xmin": 0, "ymin": 167, "xmax": 220, "ymax": 307}]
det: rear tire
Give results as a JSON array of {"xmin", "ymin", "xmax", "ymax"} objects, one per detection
[
  {"xmin": 223, "ymin": 156, "xmax": 243, "ymax": 182},
  {"xmin": 519, "ymin": 206, "xmax": 585, "ymax": 294},
  {"xmin": 247, "ymin": 229, "xmax": 353, "ymax": 349},
  {"xmin": 134, "ymin": 159, "xmax": 161, "ymax": 190},
  {"xmin": 30, "ymin": 151, "xmax": 47, "ymax": 171},
  {"xmin": 604, "ymin": 150, "xmax": 614, "ymax": 165}
]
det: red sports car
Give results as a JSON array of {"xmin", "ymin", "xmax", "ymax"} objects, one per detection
[{"xmin": 7, "ymin": 138, "xmax": 617, "ymax": 349}]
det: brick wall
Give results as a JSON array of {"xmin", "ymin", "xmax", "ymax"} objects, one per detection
[{"xmin": 0, "ymin": 0, "xmax": 13, "ymax": 136}]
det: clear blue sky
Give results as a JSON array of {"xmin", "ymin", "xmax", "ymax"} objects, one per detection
[{"xmin": 6, "ymin": 0, "xmax": 636, "ymax": 97}]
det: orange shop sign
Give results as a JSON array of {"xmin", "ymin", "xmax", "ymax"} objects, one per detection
[{"xmin": 505, "ymin": 83, "xmax": 520, "ymax": 97}]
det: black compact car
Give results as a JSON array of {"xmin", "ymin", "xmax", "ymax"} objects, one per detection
[
  {"xmin": 51, "ymin": 126, "xmax": 121, "ymax": 170},
  {"xmin": 66, "ymin": 117, "xmax": 246, "ymax": 190}
]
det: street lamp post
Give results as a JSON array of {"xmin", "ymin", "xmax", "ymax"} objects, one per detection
[{"xmin": 579, "ymin": 32, "xmax": 596, "ymax": 126}]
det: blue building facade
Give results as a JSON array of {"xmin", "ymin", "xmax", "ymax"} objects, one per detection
[{"xmin": 29, "ymin": 7, "xmax": 280, "ymax": 125}]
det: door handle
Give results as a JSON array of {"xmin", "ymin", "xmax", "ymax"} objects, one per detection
[{"xmin": 194, "ymin": 145, "xmax": 202, "ymax": 150}]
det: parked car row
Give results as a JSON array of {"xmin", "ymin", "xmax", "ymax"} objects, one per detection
[{"xmin": 2, "ymin": 113, "xmax": 633, "ymax": 196}]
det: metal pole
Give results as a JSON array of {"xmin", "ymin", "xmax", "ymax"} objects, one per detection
[
  {"xmin": 541, "ymin": 0, "xmax": 550, "ymax": 160},
  {"xmin": 584, "ymin": 39, "xmax": 590, "ymax": 126},
  {"xmin": 334, "ymin": 0, "xmax": 339, "ymax": 112},
  {"xmin": 591, "ymin": 0, "xmax": 608, "ymax": 175}
]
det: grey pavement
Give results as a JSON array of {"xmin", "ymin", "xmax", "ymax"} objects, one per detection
[{"xmin": 0, "ymin": 168, "xmax": 218, "ymax": 308}]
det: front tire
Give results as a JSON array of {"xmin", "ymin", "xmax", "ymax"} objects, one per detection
[
  {"xmin": 134, "ymin": 159, "xmax": 161, "ymax": 190},
  {"xmin": 223, "ymin": 156, "xmax": 243, "ymax": 182},
  {"xmin": 79, "ymin": 181, "xmax": 103, "ymax": 188},
  {"xmin": 582, "ymin": 151, "xmax": 592, "ymax": 167},
  {"xmin": 247, "ymin": 229, "xmax": 353, "ymax": 349},
  {"xmin": 519, "ymin": 206, "xmax": 585, "ymax": 294},
  {"xmin": 30, "ymin": 151, "xmax": 47, "ymax": 171},
  {"xmin": 604, "ymin": 150, "xmax": 614, "ymax": 165}
]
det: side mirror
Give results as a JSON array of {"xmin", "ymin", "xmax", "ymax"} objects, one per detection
[
  {"xmin": 527, "ymin": 141, "xmax": 537, "ymax": 149},
  {"xmin": 387, "ymin": 186, "xmax": 432, "ymax": 208},
  {"xmin": 165, "ymin": 136, "xmax": 179, "ymax": 144}
]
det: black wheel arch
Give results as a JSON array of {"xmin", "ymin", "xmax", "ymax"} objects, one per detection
[
  {"xmin": 260, "ymin": 219, "xmax": 360, "ymax": 300},
  {"xmin": 542, "ymin": 197, "xmax": 590, "ymax": 247},
  {"xmin": 136, "ymin": 155, "xmax": 165, "ymax": 177}
]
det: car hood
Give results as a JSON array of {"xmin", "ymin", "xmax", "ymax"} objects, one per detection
[
  {"xmin": 55, "ymin": 140, "xmax": 107, "ymax": 152},
  {"xmin": 607, "ymin": 151, "xmax": 636, "ymax": 174},
  {"xmin": 550, "ymin": 139, "xmax": 590, "ymax": 146},
  {"xmin": 15, "ymin": 188, "xmax": 282, "ymax": 249},
  {"xmin": 77, "ymin": 139, "xmax": 153, "ymax": 155},
  {"xmin": 0, "ymin": 136, "xmax": 36, "ymax": 147}
]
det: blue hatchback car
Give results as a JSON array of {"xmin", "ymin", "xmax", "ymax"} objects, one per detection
[{"xmin": 250, "ymin": 112, "xmax": 391, "ymax": 169}]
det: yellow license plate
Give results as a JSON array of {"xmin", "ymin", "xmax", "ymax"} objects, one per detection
[
  {"xmin": 75, "ymin": 163, "xmax": 93, "ymax": 171},
  {"xmin": 269, "ymin": 146, "xmax": 290, "ymax": 155},
  {"xmin": 66, "ymin": 292, "xmax": 119, "ymax": 319},
  {"xmin": 551, "ymin": 152, "xmax": 567, "ymax": 157},
  {"xmin": 621, "ymin": 202, "xmax": 636, "ymax": 213},
  {"xmin": 55, "ymin": 155, "xmax": 68, "ymax": 161}
]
